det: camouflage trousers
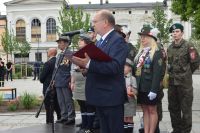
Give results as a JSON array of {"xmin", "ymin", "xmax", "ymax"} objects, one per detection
[{"xmin": 168, "ymin": 85, "xmax": 193, "ymax": 133}]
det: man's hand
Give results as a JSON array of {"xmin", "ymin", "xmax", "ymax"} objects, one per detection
[{"xmin": 71, "ymin": 53, "xmax": 90, "ymax": 68}]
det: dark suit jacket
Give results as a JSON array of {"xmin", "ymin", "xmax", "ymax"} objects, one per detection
[
  {"xmin": 40, "ymin": 57, "xmax": 56, "ymax": 94},
  {"xmin": 135, "ymin": 50, "xmax": 163, "ymax": 94},
  {"xmin": 85, "ymin": 30, "xmax": 128, "ymax": 107}
]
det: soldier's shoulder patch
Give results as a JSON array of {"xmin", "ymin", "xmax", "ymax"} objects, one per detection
[{"xmin": 158, "ymin": 58, "xmax": 162, "ymax": 66}]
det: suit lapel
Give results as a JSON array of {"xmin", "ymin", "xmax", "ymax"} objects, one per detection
[{"xmin": 99, "ymin": 30, "xmax": 115, "ymax": 50}]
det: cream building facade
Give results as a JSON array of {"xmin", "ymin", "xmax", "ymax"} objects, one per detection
[{"xmin": 5, "ymin": 0, "xmax": 192, "ymax": 63}]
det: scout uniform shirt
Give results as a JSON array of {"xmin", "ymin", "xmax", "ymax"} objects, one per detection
[{"xmin": 135, "ymin": 47, "xmax": 163, "ymax": 94}]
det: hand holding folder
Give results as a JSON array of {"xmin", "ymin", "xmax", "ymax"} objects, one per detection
[{"xmin": 73, "ymin": 44, "xmax": 112, "ymax": 62}]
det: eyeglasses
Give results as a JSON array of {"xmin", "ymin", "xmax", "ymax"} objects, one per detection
[{"xmin": 92, "ymin": 19, "xmax": 105, "ymax": 24}]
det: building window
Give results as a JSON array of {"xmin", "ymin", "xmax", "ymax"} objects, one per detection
[
  {"xmin": 46, "ymin": 18, "xmax": 56, "ymax": 42},
  {"xmin": 129, "ymin": 11, "xmax": 132, "ymax": 14},
  {"xmin": 35, "ymin": 52, "xmax": 42, "ymax": 62},
  {"xmin": 31, "ymin": 19, "xmax": 41, "ymax": 42},
  {"xmin": 16, "ymin": 20, "xmax": 26, "ymax": 42},
  {"xmin": 145, "ymin": 10, "xmax": 148, "ymax": 14}
]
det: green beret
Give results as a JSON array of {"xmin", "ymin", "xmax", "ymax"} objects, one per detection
[{"xmin": 169, "ymin": 23, "xmax": 184, "ymax": 33}]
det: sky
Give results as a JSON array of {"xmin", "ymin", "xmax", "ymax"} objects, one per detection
[{"xmin": 0, "ymin": 0, "xmax": 163, "ymax": 15}]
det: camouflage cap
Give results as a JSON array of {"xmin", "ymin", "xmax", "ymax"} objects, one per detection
[
  {"xmin": 169, "ymin": 23, "xmax": 184, "ymax": 33},
  {"xmin": 56, "ymin": 36, "xmax": 70, "ymax": 42}
]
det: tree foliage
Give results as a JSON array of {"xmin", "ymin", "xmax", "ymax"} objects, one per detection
[
  {"xmin": 171, "ymin": 0, "xmax": 200, "ymax": 39},
  {"xmin": 152, "ymin": 3, "xmax": 172, "ymax": 46},
  {"xmin": 58, "ymin": 0, "xmax": 90, "ymax": 49},
  {"xmin": 1, "ymin": 28, "xmax": 16, "ymax": 61},
  {"xmin": 14, "ymin": 39, "xmax": 31, "ymax": 57}
]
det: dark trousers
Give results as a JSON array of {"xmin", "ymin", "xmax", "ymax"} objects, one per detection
[
  {"xmin": 33, "ymin": 71, "xmax": 39, "ymax": 80},
  {"xmin": 0, "ymin": 75, "xmax": 4, "ymax": 87},
  {"xmin": 168, "ymin": 85, "xmax": 193, "ymax": 133},
  {"xmin": 44, "ymin": 91, "xmax": 61, "ymax": 123},
  {"xmin": 78, "ymin": 100, "xmax": 96, "ymax": 129},
  {"xmin": 96, "ymin": 104, "xmax": 124, "ymax": 133},
  {"xmin": 6, "ymin": 70, "xmax": 12, "ymax": 81}
]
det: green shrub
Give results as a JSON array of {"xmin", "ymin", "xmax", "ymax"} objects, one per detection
[
  {"xmin": 20, "ymin": 92, "xmax": 37, "ymax": 109},
  {"xmin": 13, "ymin": 72, "xmax": 22, "ymax": 79},
  {"xmin": 7, "ymin": 104, "xmax": 17, "ymax": 111},
  {"xmin": 0, "ymin": 93, "xmax": 3, "ymax": 105}
]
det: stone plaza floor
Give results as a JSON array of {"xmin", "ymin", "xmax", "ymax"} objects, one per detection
[{"xmin": 0, "ymin": 75, "xmax": 200, "ymax": 133}]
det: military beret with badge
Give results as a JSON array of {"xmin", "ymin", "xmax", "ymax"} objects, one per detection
[{"xmin": 169, "ymin": 23, "xmax": 184, "ymax": 33}]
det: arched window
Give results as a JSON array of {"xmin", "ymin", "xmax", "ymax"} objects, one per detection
[
  {"xmin": 46, "ymin": 18, "xmax": 56, "ymax": 41},
  {"xmin": 16, "ymin": 19, "xmax": 26, "ymax": 42},
  {"xmin": 31, "ymin": 18, "xmax": 41, "ymax": 42}
]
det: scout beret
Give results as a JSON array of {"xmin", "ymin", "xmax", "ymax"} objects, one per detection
[
  {"xmin": 56, "ymin": 36, "xmax": 70, "ymax": 42},
  {"xmin": 169, "ymin": 23, "xmax": 184, "ymax": 33},
  {"xmin": 138, "ymin": 25, "xmax": 160, "ymax": 41}
]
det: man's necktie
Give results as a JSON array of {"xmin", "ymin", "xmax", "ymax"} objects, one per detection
[{"xmin": 96, "ymin": 38, "xmax": 103, "ymax": 48}]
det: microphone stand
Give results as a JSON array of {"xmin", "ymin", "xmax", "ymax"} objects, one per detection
[{"xmin": 35, "ymin": 36, "xmax": 73, "ymax": 133}]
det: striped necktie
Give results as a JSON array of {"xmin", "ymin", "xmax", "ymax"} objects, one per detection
[{"xmin": 96, "ymin": 38, "xmax": 103, "ymax": 48}]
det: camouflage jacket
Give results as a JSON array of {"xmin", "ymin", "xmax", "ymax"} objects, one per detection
[{"xmin": 167, "ymin": 39, "xmax": 200, "ymax": 86}]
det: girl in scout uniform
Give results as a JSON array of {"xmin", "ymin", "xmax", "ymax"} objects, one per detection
[
  {"xmin": 71, "ymin": 34, "xmax": 95, "ymax": 133},
  {"xmin": 134, "ymin": 25, "xmax": 163, "ymax": 133},
  {"xmin": 124, "ymin": 58, "xmax": 137, "ymax": 133}
]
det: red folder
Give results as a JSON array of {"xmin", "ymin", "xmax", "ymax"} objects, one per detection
[{"xmin": 73, "ymin": 44, "xmax": 112, "ymax": 62}]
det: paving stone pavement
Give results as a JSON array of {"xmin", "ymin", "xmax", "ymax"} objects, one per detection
[{"xmin": 0, "ymin": 75, "xmax": 199, "ymax": 133}]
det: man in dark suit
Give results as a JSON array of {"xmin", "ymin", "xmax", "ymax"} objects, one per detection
[
  {"xmin": 40, "ymin": 48, "xmax": 61, "ymax": 124},
  {"xmin": 71, "ymin": 10, "xmax": 128, "ymax": 133},
  {"xmin": 0, "ymin": 58, "xmax": 5, "ymax": 87}
]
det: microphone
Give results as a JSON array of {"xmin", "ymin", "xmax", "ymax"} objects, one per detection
[{"xmin": 61, "ymin": 29, "xmax": 84, "ymax": 37}]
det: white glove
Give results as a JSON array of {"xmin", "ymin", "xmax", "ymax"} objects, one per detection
[{"xmin": 148, "ymin": 92, "xmax": 157, "ymax": 100}]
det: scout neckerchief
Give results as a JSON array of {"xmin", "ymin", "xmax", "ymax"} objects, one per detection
[{"xmin": 135, "ymin": 47, "xmax": 151, "ymax": 76}]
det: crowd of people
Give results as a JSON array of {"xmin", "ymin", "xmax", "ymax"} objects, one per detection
[{"xmin": 39, "ymin": 9, "xmax": 200, "ymax": 133}]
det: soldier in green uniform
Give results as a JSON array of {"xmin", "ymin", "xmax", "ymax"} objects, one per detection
[{"xmin": 167, "ymin": 23, "xmax": 200, "ymax": 133}]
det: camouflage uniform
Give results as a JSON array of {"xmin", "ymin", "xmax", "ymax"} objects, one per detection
[{"xmin": 167, "ymin": 39, "xmax": 200, "ymax": 133}]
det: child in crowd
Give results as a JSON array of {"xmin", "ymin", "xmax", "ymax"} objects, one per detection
[{"xmin": 124, "ymin": 58, "xmax": 137, "ymax": 133}]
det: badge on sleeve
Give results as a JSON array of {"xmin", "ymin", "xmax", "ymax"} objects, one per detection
[{"xmin": 189, "ymin": 47, "xmax": 196, "ymax": 60}]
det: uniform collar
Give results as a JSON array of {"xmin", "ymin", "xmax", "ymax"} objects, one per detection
[{"xmin": 172, "ymin": 39, "xmax": 185, "ymax": 48}]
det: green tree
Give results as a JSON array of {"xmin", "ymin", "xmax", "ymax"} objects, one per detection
[
  {"xmin": 152, "ymin": 3, "xmax": 172, "ymax": 46},
  {"xmin": 14, "ymin": 40, "xmax": 31, "ymax": 78},
  {"xmin": 1, "ymin": 28, "xmax": 16, "ymax": 61},
  {"xmin": 58, "ymin": 0, "xmax": 90, "ymax": 49},
  {"xmin": 171, "ymin": 0, "xmax": 200, "ymax": 39}
]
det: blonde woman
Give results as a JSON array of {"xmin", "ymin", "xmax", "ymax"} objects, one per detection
[{"xmin": 134, "ymin": 26, "xmax": 163, "ymax": 133}]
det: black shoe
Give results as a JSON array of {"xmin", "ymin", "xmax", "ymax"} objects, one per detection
[
  {"xmin": 56, "ymin": 119, "xmax": 67, "ymax": 123},
  {"xmin": 139, "ymin": 128, "xmax": 144, "ymax": 133},
  {"xmin": 64, "ymin": 119, "xmax": 75, "ymax": 125}
]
